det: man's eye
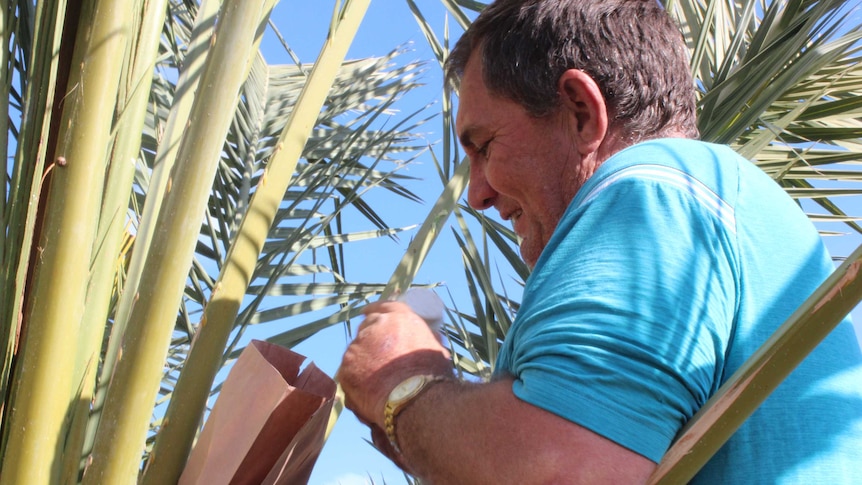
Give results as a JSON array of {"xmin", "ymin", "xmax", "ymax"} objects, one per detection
[{"xmin": 476, "ymin": 141, "xmax": 490, "ymax": 156}]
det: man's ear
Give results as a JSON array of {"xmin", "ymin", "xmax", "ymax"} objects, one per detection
[{"xmin": 557, "ymin": 69, "xmax": 609, "ymax": 156}]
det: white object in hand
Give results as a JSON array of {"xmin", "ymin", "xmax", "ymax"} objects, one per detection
[{"xmin": 397, "ymin": 288, "xmax": 445, "ymax": 336}]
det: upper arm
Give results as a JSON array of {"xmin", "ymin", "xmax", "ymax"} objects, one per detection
[
  {"xmin": 499, "ymin": 172, "xmax": 738, "ymax": 463},
  {"xmin": 487, "ymin": 377, "xmax": 657, "ymax": 484},
  {"xmin": 398, "ymin": 376, "xmax": 656, "ymax": 484}
]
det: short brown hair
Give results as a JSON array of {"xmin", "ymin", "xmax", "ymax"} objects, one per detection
[{"xmin": 445, "ymin": 0, "xmax": 699, "ymax": 140}]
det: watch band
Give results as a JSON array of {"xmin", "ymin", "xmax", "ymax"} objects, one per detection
[{"xmin": 383, "ymin": 375, "xmax": 447, "ymax": 454}]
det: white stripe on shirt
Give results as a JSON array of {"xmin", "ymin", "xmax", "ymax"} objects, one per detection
[{"xmin": 579, "ymin": 165, "xmax": 737, "ymax": 233}]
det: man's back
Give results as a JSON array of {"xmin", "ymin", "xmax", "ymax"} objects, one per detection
[{"xmin": 696, "ymin": 141, "xmax": 862, "ymax": 483}]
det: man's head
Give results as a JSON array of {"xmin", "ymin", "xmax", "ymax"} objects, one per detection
[
  {"xmin": 448, "ymin": 0, "xmax": 698, "ymax": 267},
  {"xmin": 445, "ymin": 0, "xmax": 699, "ymax": 142}
]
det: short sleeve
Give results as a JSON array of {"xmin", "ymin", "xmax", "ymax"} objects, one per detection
[{"xmin": 497, "ymin": 167, "xmax": 739, "ymax": 462}]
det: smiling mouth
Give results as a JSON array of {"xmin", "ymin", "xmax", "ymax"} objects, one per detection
[
  {"xmin": 510, "ymin": 210, "xmax": 524, "ymax": 236},
  {"xmin": 504, "ymin": 209, "xmax": 522, "ymax": 222}
]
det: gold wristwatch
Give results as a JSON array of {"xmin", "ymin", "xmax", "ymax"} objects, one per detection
[{"xmin": 383, "ymin": 374, "xmax": 446, "ymax": 454}]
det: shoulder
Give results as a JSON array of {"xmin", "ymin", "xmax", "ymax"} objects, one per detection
[{"xmin": 577, "ymin": 138, "xmax": 743, "ymax": 210}]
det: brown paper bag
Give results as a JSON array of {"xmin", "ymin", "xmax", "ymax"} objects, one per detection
[{"xmin": 179, "ymin": 340, "xmax": 336, "ymax": 485}]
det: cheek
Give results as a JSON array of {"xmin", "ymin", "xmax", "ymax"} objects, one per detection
[
  {"xmin": 484, "ymin": 151, "xmax": 528, "ymax": 195},
  {"xmin": 482, "ymin": 161, "xmax": 508, "ymax": 194}
]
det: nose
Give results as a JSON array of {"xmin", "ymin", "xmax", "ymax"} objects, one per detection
[{"xmin": 467, "ymin": 159, "xmax": 497, "ymax": 210}]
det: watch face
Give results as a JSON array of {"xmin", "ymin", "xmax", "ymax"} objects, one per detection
[{"xmin": 390, "ymin": 375, "xmax": 425, "ymax": 402}]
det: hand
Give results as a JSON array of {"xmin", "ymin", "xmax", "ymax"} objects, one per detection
[{"xmin": 337, "ymin": 300, "xmax": 452, "ymax": 429}]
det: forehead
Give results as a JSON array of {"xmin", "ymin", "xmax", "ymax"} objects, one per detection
[{"xmin": 455, "ymin": 53, "xmax": 493, "ymax": 142}]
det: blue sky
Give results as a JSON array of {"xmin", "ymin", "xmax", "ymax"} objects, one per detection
[{"xmin": 261, "ymin": 2, "xmax": 862, "ymax": 484}]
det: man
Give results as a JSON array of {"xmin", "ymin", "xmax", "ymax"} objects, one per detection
[{"xmin": 338, "ymin": 0, "xmax": 862, "ymax": 483}]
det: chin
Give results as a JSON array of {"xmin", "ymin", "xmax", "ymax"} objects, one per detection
[
  {"xmin": 518, "ymin": 239, "xmax": 544, "ymax": 269},
  {"xmin": 519, "ymin": 249, "xmax": 538, "ymax": 269}
]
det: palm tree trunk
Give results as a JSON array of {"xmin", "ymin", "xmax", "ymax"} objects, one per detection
[
  {"xmin": 0, "ymin": 0, "xmax": 132, "ymax": 481},
  {"xmin": 0, "ymin": 0, "xmax": 67, "ymax": 447},
  {"xmin": 60, "ymin": 1, "xmax": 170, "ymax": 481},
  {"xmin": 81, "ymin": 0, "xmax": 220, "ymax": 460},
  {"xmin": 141, "ymin": 2, "xmax": 372, "ymax": 482},
  {"xmin": 82, "ymin": 1, "xmax": 273, "ymax": 482}
]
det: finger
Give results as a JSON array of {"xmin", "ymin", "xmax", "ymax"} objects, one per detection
[
  {"xmin": 356, "ymin": 305, "xmax": 394, "ymax": 332},
  {"xmin": 340, "ymin": 388, "xmax": 372, "ymax": 425},
  {"xmin": 353, "ymin": 409, "xmax": 374, "ymax": 428},
  {"xmin": 356, "ymin": 313, "xmax": 375, "ymax": 332},
  {"xmin": 357, "ymin": 301, "xmax": 421, "ymax": 333},
  {"xmin": 362, "ymin": 299, "xmax": 409, "ymax": 315}
]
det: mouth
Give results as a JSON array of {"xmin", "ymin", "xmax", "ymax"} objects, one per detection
[
  {"xmin": 500, "ymin": 208, "xmax": 522, "ymax": 221},
  {"xmin": 507, "ymin": 209, "xmax": 524, "ymax": 236}
]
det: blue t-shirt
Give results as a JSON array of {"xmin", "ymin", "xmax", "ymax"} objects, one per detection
[{"xmin": 495, "ymin": 139, "xmax": 862, "ymax": 483}]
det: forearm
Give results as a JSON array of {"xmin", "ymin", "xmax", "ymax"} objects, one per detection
[{"xmin": 395, "ymin": 377, "xmax": 569, "ymax": 484}]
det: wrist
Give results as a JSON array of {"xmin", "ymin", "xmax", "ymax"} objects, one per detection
[{"xmin": 383, "ymin": 374, "xmax": 448, "ymax": 454}]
